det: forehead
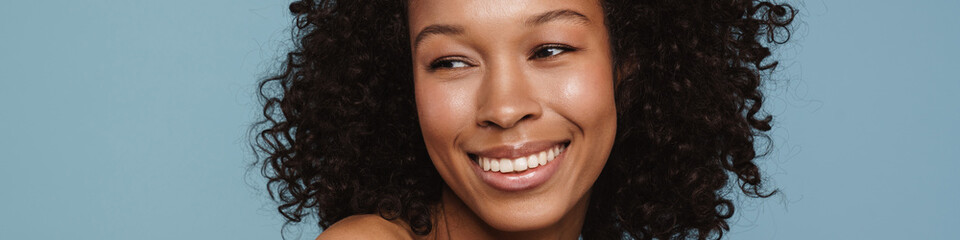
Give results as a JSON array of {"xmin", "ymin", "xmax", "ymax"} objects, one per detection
[{"xmin": 407, "ymin": 0, "xmax": 604, "ymax": 31}]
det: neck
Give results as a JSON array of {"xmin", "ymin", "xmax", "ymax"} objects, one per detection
[{"xmin": 423, "ymin": 186, "xmax": 589, "ymax": 240}]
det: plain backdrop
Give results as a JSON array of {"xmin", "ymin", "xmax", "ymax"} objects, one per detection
[{"xmin": 1, "ymin": 0, "xmax": 957, "ymax": 239}]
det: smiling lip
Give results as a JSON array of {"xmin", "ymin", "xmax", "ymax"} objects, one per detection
[
  {"xmin": 471, "ymin": 141, "xmax": 566, "ymax": 159},
  {"xmin": 468, "ymin": 141, "xmax": 569, "ymax": 191}
]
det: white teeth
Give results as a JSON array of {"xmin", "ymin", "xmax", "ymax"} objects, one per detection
[
  {"xmin": 527, "ymin": 154, "xmax": 538, "ymax": 168},
  {"xmin": 514, "ymin": 157, "xmax": 528, "ymax": 172},
  {"xmin": 500, "ymin": 159, "xmax": 514, "ymax": 173},
  {"xmin": 476, "ymin": 144, "xmax": 566, "ymax": 173}
]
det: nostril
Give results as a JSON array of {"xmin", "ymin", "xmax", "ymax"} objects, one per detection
[
  {"xmin": 475, "ymin": 96, "xmax": 543, "ymax": 129},
  {"xmin": 480, "ymin": 116, "xmax": 530, "ymax": 129},
  {"xmin": 478, "ymin": 112, "xmax": 540, "ymax": 129},
  {"xmin": 478, "ymin": 120, "xmax": 493, "ymax": 128}
]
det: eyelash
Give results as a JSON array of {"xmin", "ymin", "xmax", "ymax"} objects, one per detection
[
  {"xmin": 428, "ymin": 57, "xmax": 472, "ymax": 70},
  {"xmin": 529, "ymin": 44, "xmax": 578, "ymax": 60},
  {"xmin": 427, "ymin": 44, "xmax": 578, "ymax": 71}
]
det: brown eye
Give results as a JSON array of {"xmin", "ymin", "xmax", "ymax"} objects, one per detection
[
  {"xmin": 530, "ymin": 44, "xmax": 577, "ymax": 60},
  {"xmin": 428, "ymin": 56, "xmax": 474, "ymax": 71}
]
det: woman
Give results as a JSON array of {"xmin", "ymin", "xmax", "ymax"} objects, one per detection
[{"xmin": 254, "ymin": 0, "xmax": 795, "ymax": 239}]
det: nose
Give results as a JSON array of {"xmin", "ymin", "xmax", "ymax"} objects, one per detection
[{"xmin": 475, "ymin": 62, "xmax": 542, "ymax": 129}]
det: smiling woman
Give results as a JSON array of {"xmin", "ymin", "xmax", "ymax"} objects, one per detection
[
  {"xmin": 254, "ymin": 0, "xmax": 795, "ymax": 239},
  {"xmin": 410, "ymin": 0, "xmax": 617, "ymax": 237}
]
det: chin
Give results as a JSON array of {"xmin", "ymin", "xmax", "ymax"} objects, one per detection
[{"xmin": 474, "ymin": 196, "xmax": 577, "ymax": 232}]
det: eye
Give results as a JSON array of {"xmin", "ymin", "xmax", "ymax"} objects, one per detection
[
  {"xmin": 428, "ymin": 57, "xmax": 473, "ymax": 71},
  {"xmin": 530, "ymin": 44, "xmax": 577, "ymax": 60}
]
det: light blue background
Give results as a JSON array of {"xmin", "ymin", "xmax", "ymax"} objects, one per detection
[{"xmin": 1, "ymin": 1, "xmax": 957, "ymax": 239}]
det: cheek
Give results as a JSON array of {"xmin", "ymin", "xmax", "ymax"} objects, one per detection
[
  {"xmin": 550, "ymin": 59, "xmax": 617, "ymax": 128},
  {"xmin": 415, "ymin": 81, "xmax": 473, "ymax": 149}
]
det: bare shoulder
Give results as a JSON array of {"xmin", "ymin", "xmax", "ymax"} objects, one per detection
[{"xmin": 315, "ymin": 214, "xmax": 415, "ymax": 240}]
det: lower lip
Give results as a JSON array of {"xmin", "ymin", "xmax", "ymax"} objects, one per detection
[{"xmin": 471, "ymin": 145, "xmax": 566, "ymax": 192}]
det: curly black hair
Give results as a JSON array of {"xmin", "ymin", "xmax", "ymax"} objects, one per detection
[{"xmin": 254, "ymin": 0, "xmax": 796, "ymax": 239}]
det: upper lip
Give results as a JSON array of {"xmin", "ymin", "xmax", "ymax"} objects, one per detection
[{"xmin": 468, "ymin": 140, "xmax": 569, "ymax": 159}]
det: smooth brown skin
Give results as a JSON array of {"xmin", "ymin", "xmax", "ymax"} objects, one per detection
[
  {"xmin": 316, "ymin": 215, "xmax": 415, "ymax": 240},
  {"xmin": 318, "ymin": 0, "xmax": 617, "ymax": 239}
]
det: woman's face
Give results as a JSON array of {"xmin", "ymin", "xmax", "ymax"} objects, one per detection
[{"xmin": 409, "ymin": 0, "xmax": 617, "ymax": 231}]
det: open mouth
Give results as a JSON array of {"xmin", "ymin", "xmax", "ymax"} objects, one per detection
[{"xmin": 468, "ymin": 142, "xmax": 569, "ymax": 174}]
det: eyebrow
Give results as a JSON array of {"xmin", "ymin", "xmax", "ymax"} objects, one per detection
[
  {"xmin": 524, "ymin": 9, "xmax": 591, "ymax": 26},
  {"xmin": 413, "ymin": 24, "xmax": 465, "ymax": 49},
  {"xmin": 413, "ymin": 9, "xmax": 591, "ymax": 49}
]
